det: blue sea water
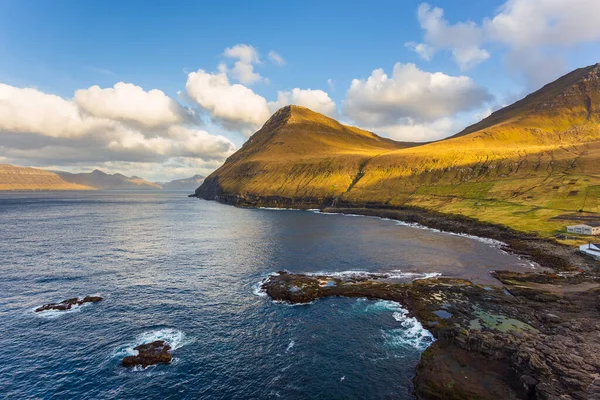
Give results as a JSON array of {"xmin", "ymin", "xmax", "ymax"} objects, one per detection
[{"xmin": 0, "ymin": 191, "xmax": 532, "ymax": 399}]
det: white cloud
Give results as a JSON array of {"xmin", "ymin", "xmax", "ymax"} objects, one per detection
[
  {"xmin": 485, "ymin": 0, "xmax": 600, "ymax": 48},
  {"xmin": 405, "ymin": 42, "xmax": 435, "ymax": 61},
  {"xmin": 269, "ymin": 88, "xmax": 337, "ymax": 118},
  {"xmin": 268, "ymin": 51, "xmax": 285, "ymax": 66},
  {"xmin": 224, "ymin": 44, "xmax": 262, "ymax": 84},
  {"xmin": 0, "ymin": 83, "xmax": 110, "ymax": 138},
  {"xmin": 74, "ymin": 82, "xmax": 192, "ymax": 129},
  {"xmin": 371, "ymin": 117, "xmax": 463, "ymax": 142},
  {"xmin": 185, "ymin": 69, "xmax": 271, "ymax": 135},
  {"xmin": 327, "ymin": 79, "xmax": 335, "ymax": 91},
  {"xmin": 410, "ymin": 3, "xmax": 489, "ymax": 70},
  {"xmin": 409, "ymin": 0, "xmax": 600, "ymax": 85},
  {"xmin": 343, "ymin": 63, "xmax": 492, "ymax": 127},
  {"xmin": 0, "ymin": 83, "xmax": 236, "ymax": 175}
]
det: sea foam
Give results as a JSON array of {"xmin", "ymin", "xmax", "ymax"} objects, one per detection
[
  {"xmin": 367, "ymin": 300, "xmax": 434, "ymax": 351},
  {"xmin": 114, "ymin": 328, "xmax": 188, "ymax": 359}
]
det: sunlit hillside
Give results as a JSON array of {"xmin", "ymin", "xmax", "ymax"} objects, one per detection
[
  {"xmin": 0, "ymin": 164, "xmax": 94, "ymax": 191},
  {"xmin": 198, "ymin": 64, "xmax": 600, "ymax": 238}
]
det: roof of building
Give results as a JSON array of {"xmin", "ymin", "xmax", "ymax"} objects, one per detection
[{"xmin": 568, "ymin": 222, "xmax": 600, "ymax": 228}]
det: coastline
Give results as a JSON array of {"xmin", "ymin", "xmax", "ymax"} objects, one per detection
[{"xmin": 197, "ymin": 195, "xmax": 600, "ymax": 399}]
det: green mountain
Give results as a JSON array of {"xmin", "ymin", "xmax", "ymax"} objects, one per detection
[{"xmin": 198, "ymin": 64, "xmax": 600, "ymax": 237}]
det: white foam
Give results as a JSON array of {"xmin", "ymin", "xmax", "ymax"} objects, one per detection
[
  {"xmin": 366, "ymin": 300, "xmax": 435, "ymax": 351},
  {"xmin": 114, "ymin": 328, "xmax": 188, "ymax": 359},
  {"xmin": 252, "ymin": 272, "xmax": 281, "ymax": 297},
  {"xmin": 304, "ymin": 270, "xmax": 441, "ymax": 281},
  {"xmin": 258, "ymin": 207, "xmax": 319, "ymax": 211},
  {"xmin": 285, "ymin": 339, "xmax": 295, "ymax": 353}
]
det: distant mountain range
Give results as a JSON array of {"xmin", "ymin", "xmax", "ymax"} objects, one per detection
[
  {"xmin": 197, "ymin": 63, "xmax": 600, "ymax": 237},
  {"xmin": 156, "ymin": 175, "xmax": 206, "ymax": 191},
  {"xmin": 0, "ymin": 165, "xmax": 204, "ymax": 191}
]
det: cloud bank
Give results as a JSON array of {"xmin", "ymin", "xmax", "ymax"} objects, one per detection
[{"xmin": 408, "ymin": 0, "xmax": 600, "ymax": 88}]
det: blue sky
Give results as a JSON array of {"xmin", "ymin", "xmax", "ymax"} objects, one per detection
[{"xmin": 1, "ymin": 0, "xmax": 599, "ymax": 180}]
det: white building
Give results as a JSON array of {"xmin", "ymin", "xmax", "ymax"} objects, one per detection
[
  {"xmin": 580, "ymin": 243, "xmax": 600, "ymax": 260},
  {"xmin": 567, "ymin": 223, "xmax": 600, "ymax": 236}
]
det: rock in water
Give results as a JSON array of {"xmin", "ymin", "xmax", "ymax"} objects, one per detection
[
  {"xmin": 35, "ymin": 296, "xmax": 103, "ymax": 312},
  {"xmin": 122, "ymin": 340, "xmax": 172, "ymax": 368}
]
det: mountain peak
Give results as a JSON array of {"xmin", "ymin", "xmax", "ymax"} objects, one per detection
[
  {"xmin": 258, "ymin": 105, "xmax": 334, "ymax": 133},
  {"xmin": 452, "ymin": 62, "xmax": 600, "ymax": 138}
]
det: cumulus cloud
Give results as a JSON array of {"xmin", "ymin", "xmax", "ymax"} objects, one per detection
[
  {"xmin": 410, "ymin": 3, "xmax": 489, "ymax": 70},
  {"xmin": 0, "ymin": 83, "xmax": 235, "ymax": 178},
  {"xmin": 268, "ymin": 51, "xmax": 285, "ymax": 66},
  {"xmin": 343, "ymin": 63, "xmax": 492, "ymax": 127},
  {"xmin": 185, "ymin": 64, "xmax": 339, "ymax": 135},
  {"xmin": 185, "ymin": 69, "xmax": 271, "ymax": 135},
  {"xmin": 409, "ymin": 0, "xmax": 600, "ymax": 86},
  {"xmin": 373, "ymin": 117, "xmax": 463, "ymax": 142},
  {"xmin": 74, "ymin": 82, "xmax": 193, "ymax": 129},
  {"xmin": 269, "ymin": 88, "xmax": 337, "ymax": 117},
  {"xmin": 223, "ymin": 44, "xmax": 262, "ymax": 84},
  {"xmin": 0, "ymin": 83, "xmax": 109, "ymax": 138}
]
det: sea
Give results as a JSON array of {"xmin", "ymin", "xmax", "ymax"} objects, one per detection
[{"xmin": 0, "ymin": 191, "xmax": 535, "ymax": 399}]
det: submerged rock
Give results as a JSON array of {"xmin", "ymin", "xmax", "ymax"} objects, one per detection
[
  {"xmin": 122, "ymin": 340, "xmax": 172, "ymax": 368},
  {"xmin": 35, "ymin": 296, "xmax": 103, "ymax": 312}
]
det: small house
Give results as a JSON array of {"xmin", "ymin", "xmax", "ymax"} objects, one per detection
[{"xmin": 566, "ymin": 222, "xmax": 600, "ymax": 236}]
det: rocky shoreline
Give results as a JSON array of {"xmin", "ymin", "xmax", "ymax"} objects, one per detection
[
  {"xmin": 196, "ymin": 194, "xmax": 600, "ymax": 398},
  {"xmin": 262, "ymin": 270, "xmax": 600, "ymax": 399}
]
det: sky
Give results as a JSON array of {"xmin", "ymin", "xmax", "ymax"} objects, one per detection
[{"xmin": 1, "ymin": 0, "xmax": 600, "ymax": 181}]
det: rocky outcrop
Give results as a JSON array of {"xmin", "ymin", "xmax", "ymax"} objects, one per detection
[
  {"xmin": 262, "ymin": 271, "xmax": 600, "ymax": 399},
  {"xmin": 35, "ymin": 296, "xmax": 103, "ymax": 312},
  {"xmin": 122, "ymin": 340, "xmax": 172, "ymax": 368}
]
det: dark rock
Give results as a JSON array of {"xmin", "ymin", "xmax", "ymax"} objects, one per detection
[
  {"xmin": 35, "ymin": 296, "xmax": 103, "ymax": 312},
  {"xmin": 262, "ymin": 271, "xmax": 600, "ymax": 399},
  {"xmin": 122, "ymin": 340, "xmax": 172, "ymax": 368}
]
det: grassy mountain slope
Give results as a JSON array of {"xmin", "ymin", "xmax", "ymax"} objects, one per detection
[
  {"xmin": 198, "ymin": 105, "xmax": 410, "ymax": 202},
  {"xmin": 197, "ymin": 64, "xmax": 600, "ymax": 237},
  {"xmin": 0, "ymin": 164, "xmax": 94, "ymax": 191}
]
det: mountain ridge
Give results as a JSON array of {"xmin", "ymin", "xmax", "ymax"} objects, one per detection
[
  {"xmin": 0, "ymin": 165, "xmax": 203, "ymax": 191},
  {"xmin": 197, "ymin": 63, "xmax": 600, "ymax": 237}
]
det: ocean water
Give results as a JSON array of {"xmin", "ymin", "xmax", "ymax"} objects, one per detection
[{"xmin": 0, "ymin": 191, "xmax": 533, "ymax": 399}]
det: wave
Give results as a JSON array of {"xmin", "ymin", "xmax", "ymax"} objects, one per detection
[
  {"xmin": 366, "ymin": 300, "xmax": 434, "ymax": 351},
  {"xmin": 285, "ymin": 339, "xmax": 295, "ymax": 353},
  {"xmin": 252, "ymin": 272, "xmax": 282, "ymax": 297},
  {"xmin": 258, "ymin": 207, "xmax": 319, "ymax": 211},
  {"xmin": 114, "ymin": 328, "xmax": 188, "ymax": 359},
  {"xmin": 304, "ymin": 270, "xmax": 441, "ymax": 281}
]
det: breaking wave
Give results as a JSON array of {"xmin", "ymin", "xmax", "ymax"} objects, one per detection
[
  {"xmin": 304, "ymin": 270, "xmax": 441, "ymax": 281},
  {"xmin": 366, "ymin": 300, "xmax": 434, "ymax": 351},
  {"xmin": 114, "ymin": 328, "xmax": 188, "ymax": 359}
]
